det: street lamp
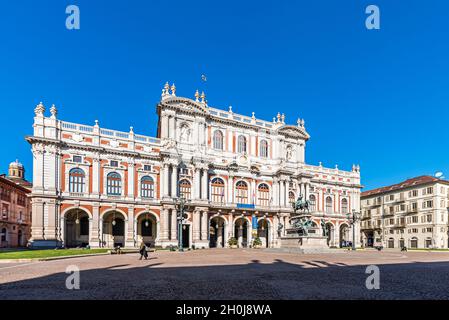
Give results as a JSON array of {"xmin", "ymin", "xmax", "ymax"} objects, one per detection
[
  {"xmin": 174, "ymin": 195, "xmax": 189, "ymax": 252},
  {"xmin": 347, "ymin": 209, "xmax": 361, "ymax": 251}
]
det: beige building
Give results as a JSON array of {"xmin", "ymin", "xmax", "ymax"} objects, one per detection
[
  {"xmin": 361, "ymin": 176, "xmax": 449, "ymax": 249},
  {"xmin": 0, "ymin": 161, "xmax": 32, "ymax": 247}
]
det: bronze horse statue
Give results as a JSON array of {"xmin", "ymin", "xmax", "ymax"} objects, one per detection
[
  {"xmin": 292, "ymin": 217, "xmax": 314, "ymax": 236},
  {"xmin": 292, "ymin": 195, "xmax": 311, "ymax": 213}
]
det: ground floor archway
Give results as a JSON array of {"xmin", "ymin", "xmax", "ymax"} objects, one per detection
[
  {"xmin": 101, "ymin": 211, "xmax": 126, "ymax": 248},
  {"xmin": 65, "ymin": 208, "xmax": 90, "ymax": 248},
  {"xmin": 136, "ymin": 212, "xmax": 158, "ymax": 248},
  {"xmin": 257, "ymin": 218, "xmax": 270, "ymax": 248},
  {"xmin": 339, "ymin": 224, "xmax": 350, "ymax": 247},
  {"xmin": 234, "ymin": 218, "xmax": 249, "ymax": 248},
  {"xmin": 210, "ymin": 216, "xmax": 227, "ymax": 248}
]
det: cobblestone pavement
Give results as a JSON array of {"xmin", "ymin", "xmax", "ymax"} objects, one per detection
[{"xmin": 1, "ymin": 249, "xmax": 449, "ymax": 300}]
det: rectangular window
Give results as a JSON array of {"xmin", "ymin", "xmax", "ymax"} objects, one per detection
[
  {"xmin": 73, "ymin": 156, "xmax": 82, "ymax": 163},
  {"xmin": 144, "ymin": 165, "xmax": 152, "ymax": 171},
  {"xmin": 422, "ymin": 200, "xmax": 433, "ymax": 209},
  {"xmin": 110, "ymin": 160, "xmax": 119, "ymax": 167}
]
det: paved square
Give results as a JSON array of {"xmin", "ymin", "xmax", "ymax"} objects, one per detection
[{"xmin": 1, "ymin": 249, "xmax": 449, "ymax": 300}]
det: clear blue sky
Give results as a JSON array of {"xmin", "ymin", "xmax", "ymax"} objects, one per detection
[{"xmin": 1, "ymin": 0, "xmax": 448, "ymax": 190}]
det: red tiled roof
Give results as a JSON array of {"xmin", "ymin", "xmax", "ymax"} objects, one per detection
[
  {"xmin": 361, "ymin": 175, "xmax": 449, "ymax": 198},
  {"xmin": 0, "ymin": 175, "xmax": 32, "ymax": 193}
]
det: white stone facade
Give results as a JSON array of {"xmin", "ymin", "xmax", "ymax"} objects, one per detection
[
  {"xmin": 26, "ymin": 84, "xmax": 362, "ymax": 249},
  {"xmin": 361, "ymin": 176, "xmax": 449, "ymax": 249}
]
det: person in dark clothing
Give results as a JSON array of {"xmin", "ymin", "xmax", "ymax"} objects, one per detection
[{"xmin": 139, "ymin": 241, "xmax": 148, "ymax": 260}]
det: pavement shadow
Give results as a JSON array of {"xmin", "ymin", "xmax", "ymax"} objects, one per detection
[{"xmin": 1, "ymin": 258, "xmax": 449, "ymax": 300}]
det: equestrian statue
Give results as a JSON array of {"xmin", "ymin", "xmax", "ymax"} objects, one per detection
[{"xmin": 292, "ymin": 195, "xmax": 311, "ymax": 213}]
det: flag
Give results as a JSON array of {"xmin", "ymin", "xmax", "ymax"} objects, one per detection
[{"xmin": 201, "ymin": 74, "xmax": 207, "ymax": 82}]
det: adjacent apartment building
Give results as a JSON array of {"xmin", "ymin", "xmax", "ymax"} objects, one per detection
[
  {"xmin": 360, "ymin": 176, "xmax": 449, "ymax": 249},
  {"xmin": 0, "ymin": 160, "xmax": 32, "ymax": 247}
]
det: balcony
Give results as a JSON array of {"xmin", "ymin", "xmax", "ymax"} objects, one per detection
[{"xmin": 392, "ymin": 221, "xmax": 406, "ymax": 228}]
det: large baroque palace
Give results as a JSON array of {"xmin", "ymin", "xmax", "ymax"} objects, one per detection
[{"xmin": 27, "ymin": 83, "xmax": 362, "ymax": 249}]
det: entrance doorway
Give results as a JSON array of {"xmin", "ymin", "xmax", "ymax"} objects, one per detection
[{"xmin": 182, "ymin": 225, "xmax": 190, "ymax": 248}]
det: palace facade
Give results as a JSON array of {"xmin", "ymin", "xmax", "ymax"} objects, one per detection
[
  {"xmin": 27, "ymin": 83, "xmax": 361, "ymax": 249},
  {"xmin": 361, "ymin": 176, "xmax": 449, "ymax": 249}
]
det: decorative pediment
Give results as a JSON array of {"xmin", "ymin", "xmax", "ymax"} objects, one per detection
[
  {"xmin": 160, "ymin": 97, "xmax": 209, "ymax": 115},
  {"xmin": 277, "ymin": 125, "xmax": 310, "ymax": 140}
]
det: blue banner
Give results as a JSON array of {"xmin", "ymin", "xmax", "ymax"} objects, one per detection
[
  {"xmin": 252, "ymin": 215, "xmax": 258, "ymax": 230},
  {"xmin": 237, "ymin": 203, "xmax": 255, "ymax": 209}
]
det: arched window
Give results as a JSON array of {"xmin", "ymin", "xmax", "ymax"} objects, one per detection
[
  {"xmin": 237, "ymin": 135, "xmax": 247, "ymax": 153},
  {"xmin": 309, "ymin": 195, "xmax": 316, "ymax": 211},
  {"xmin": 258, "ymin": 183, "xmax": 270, "ymax": 206},
  {"xmin": 235, "ymin": 181, "xmax": 248, "ymax": 204},
  {"xmin": 213, "ymin": 130, "xmax": 224, "ymax": 150},
  {"xmin": 259, "ymin": 140, "xmax": 268, "ymax": 158},
  {"xmin": 141, "ymin": 176, "xmax": 155, "ymax": 199},
  {"xmin": 326, "ymin": 196, "xmax": 333, "ymax": 213},
  {"xmin": 179, "ymin": 179, "xmax": 192, "ymax": 199},
  {"xmin": 211, "ymin": 178, "xmax": 225, "ymax": 203},
  {"xmin": 107, "ymin": 172, "xmax": 122, "ymax": 196},
  {"xmin": 69, "ymin": 168, "xmax": 85, "ymax": 193},
  {"xmin": 341, "ymin": 198, "xmax": 348, "ymax": 214},
  {"xmin": 289, "ymin": 191, "xmax": 296, "ymax": 205}
]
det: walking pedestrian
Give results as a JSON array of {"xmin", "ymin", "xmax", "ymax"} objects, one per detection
[{"xmin": 139, "ymin": 241, "xmax": 148, "ymax": 260}]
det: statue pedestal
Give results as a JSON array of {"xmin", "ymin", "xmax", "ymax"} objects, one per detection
[{"xmin": 280, "ymin": 228, "xmax": 331, "ymax": 253}]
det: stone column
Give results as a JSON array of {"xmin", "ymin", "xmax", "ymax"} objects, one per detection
[
  {"xmin": 279, "ymin": 181, "xmax": 284, "ymax": 207},
  {"xmin": 169, "ymin": 116, "xmax": 175, "ymax": 139},
  {"xmin": 32, "ymin": 148, "xmax": 44, "ymax": 191},
  {"xmin": 127, "ymin": 163, "xmax": 135, "ymax": 199},
  {"xmin": 228, "ymin": 175, "xmax": 234, "ymax": 204},
  {"xmin": 160, "ymin": 113, "xmax": 169, "ymax": 139},
  {"xmin": 193, "ymin": 210, "xmax": 201, "ymax": 241},
  {"xmin": 201, "ymin": 169, "xmax": 208, "ymax": 200},
  {"xmin": 31, "ymin": 199, "xmax": 44, "ymax": 242},
  {"xmin": 194, "ymin": 168, "xmax": 201, "ymax": 200},
  {"xmin": 156, "ymin": 220, "xmax": 161, "ymax": 246},
  {"xmin": 273, "ymin": 215, "xmax": 279, "ymax": 246},
  {"xmin": 92, "ymin": 158, "xmax": 100, "ymax": 195},
  {"xmin": 89, "ymin": 204, "xmax": 100, "ymax": 247},
  {"xmin": 46, "ymin": 201, "xmax": 57, "ymax": 242},
  {"xmin": 228, "ymin": 214, "xmax": 234, "ymax": 241},
  {"xmin": 171, "ymin": 164, "xmax": 178, "ymax": 197},
  {"xmin": 162, "ymin": 163, "xmax": 169, "ymax": 198},
  {"xmin": 273, "ymin": 179, "xmax": 279, "ymax": 206},
  {"xmin": 201, "ymin": 211, "xmax": 209, "ymax": 241},
  {"xmin": 170, "ymin": 209, "xmax": 177, "ymax": 241},
  {"xmin": 161, "ymin": 208, "xmax": 169, "ymax": 242},
  {"xmin": 126, "ymin": 206, "xmax": 135, "ymax": 247}
]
